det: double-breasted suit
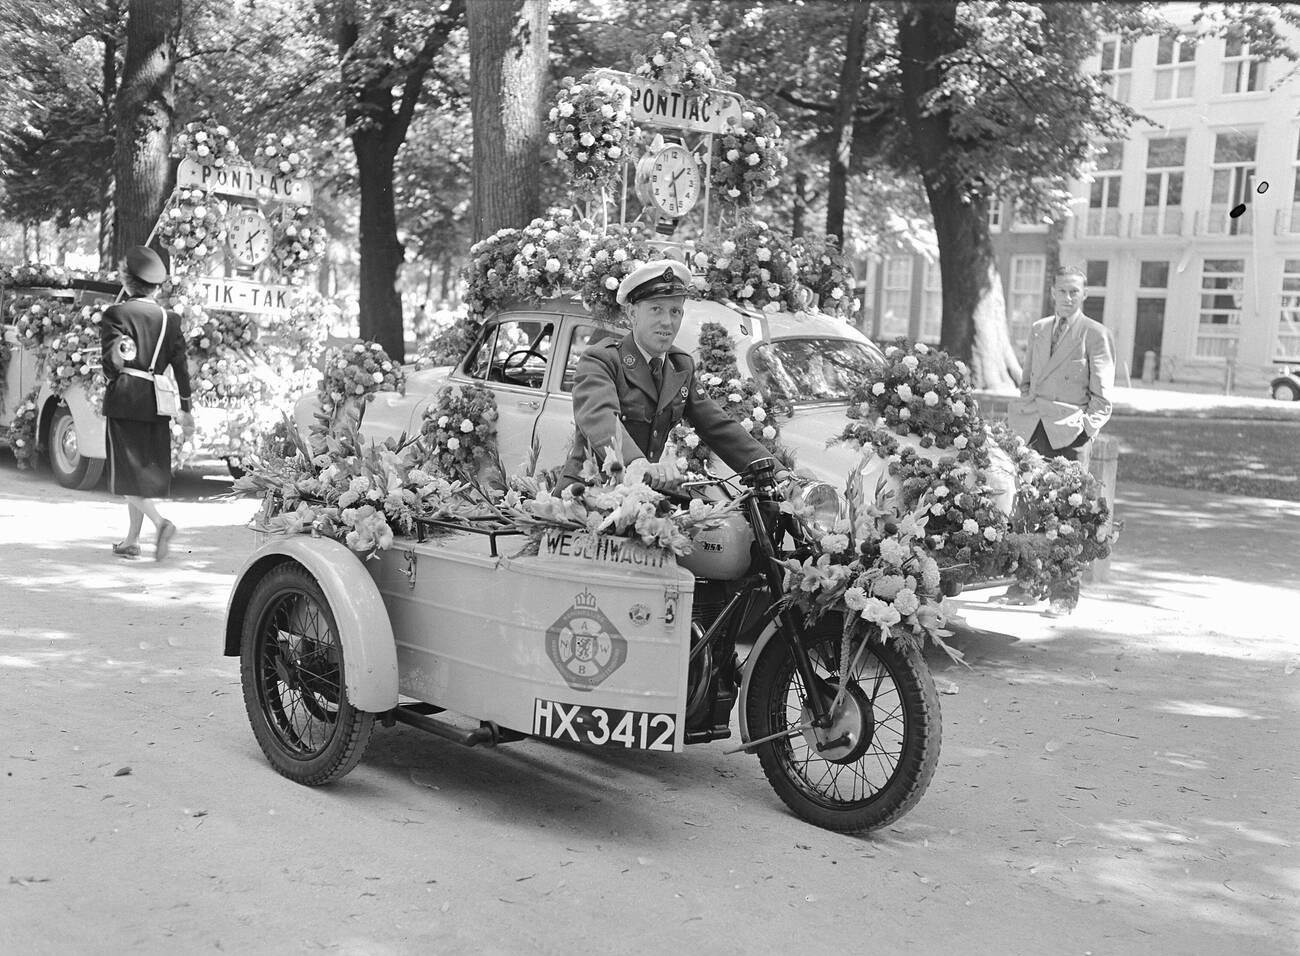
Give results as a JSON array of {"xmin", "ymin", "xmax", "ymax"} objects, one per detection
[
  {"xmin": 100, "ymin": 297, "xmax": 192, "ymax": 421},
  {"xmin": 559, "ymin": 333, "xmax": 768, "ymax": 486},
  {"xmin": 1008, "ymin": 311, "xmax": 1115, "ymax": 452}
]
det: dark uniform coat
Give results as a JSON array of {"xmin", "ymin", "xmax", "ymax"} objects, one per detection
[
  {"xmin": 100, "ymin": 297, "xmax": 192, "ymax": 421},
  {"xmin": 559, "ymin": 333, "xmax": 768, "ymax": 486}
]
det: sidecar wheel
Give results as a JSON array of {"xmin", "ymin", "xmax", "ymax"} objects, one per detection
[
  {"xmin": 240, "ymin": 563, "xmax": 374, "ymax": 785},
  {"xmin": 747, "ymin": 619, "xmax": 941, "ymax": 833}
]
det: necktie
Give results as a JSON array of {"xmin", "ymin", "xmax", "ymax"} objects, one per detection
[
  {"xmin": 1050, "ymin": 318, "xmax": 1068, "ymax": 355},
  {"xmin": 649, "ymin": 356, "xmax": 664, "ymax": 391}
]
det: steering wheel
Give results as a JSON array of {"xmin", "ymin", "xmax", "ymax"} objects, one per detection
[{"xmin": 501, "ymin": 348, "xmax": 546, "ymax": 374}]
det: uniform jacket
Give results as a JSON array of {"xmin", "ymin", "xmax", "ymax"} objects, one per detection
[
  {"xmin": 100, "ymin": 297, "xmax": 192, "ymax": 422},
  {"xmin": 1008, "ymin": 311, "xmax": 1115, "ymax": 450},
  {"xmin": 560, "ymin": 334, "xmax": 769, "ymax": 484}
]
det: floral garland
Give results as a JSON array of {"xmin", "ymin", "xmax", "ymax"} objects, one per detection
[
  {"xmin": 156, "ymin": 187, "xmax": 228, "ymax": 273},
  {"xmin": 547, "ymin": 73, "xmax": 635, "ymax": 194},
  {"xmin": 0, "ymin": 263, "xmax": 76, "ymax": 288},
  {"xmin": 11, "ymin": 297, "xmax": 106, "ymax": 403},
  {"xmin": 187, "ymin": 313, "xmax": 261, "ymax": 405},
  {"xmin": 417, "ymin": 384, "xmax": 500, "ymax": 482},
  {"xmin": 461, "ymin": 213, "xmax": 594, "ymax": 319},
  {"xmin": 276, "ymin": 293, "xmax": 332, "ymax": 373},
  {"xmin": 173, "ymin": 120, "xmax": 240, "ymax": 167},
  {"xmin": 711, "ymin": 104, "xmax": 786, "ymax": 206},
  {"xmin": 318, "ymin": 341, "xmax": 405, "ymax": 422},
  {"xmin": 698, "ymin": 220, "xmax": 798, "ymax": 313},
  {"xmin": 575, "ymin": 223, "xmax": 654, "ymax": 324},
  {"xmin": 848, "ymin": 340, "xmax": 985, "ymax": 453},
  {"xmin": 667, "ymin": 322, "xmax": 784, "ymax": 476},
  {"xmin": 269, "ymin": 204, "xmax": 327, "ymax": 285},
  {"xmin": 8, "ymin": 389, "xmax": 40, "ymax": 469},
  {"xmin": 792, "ymin": 234, "xmax": 855, "ymax": 318},
  {"xmin": 253, "ymin": 132, "xmax": 305, "ymax": 180},
  {"xmin": 631, "ymin": 22, "xmax": 732, "ymax": 97}
]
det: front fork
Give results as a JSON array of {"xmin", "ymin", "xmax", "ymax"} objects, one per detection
[{"xmin": 746, "ymin": 493, "xmax": 834, "ymax": 729}]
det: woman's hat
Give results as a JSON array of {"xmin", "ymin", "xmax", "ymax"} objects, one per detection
[
  {"xmin": 616, "ymin": 259, "xmax": 695, "ymax": 305},
  {"xmin": 124, "ymin": 246, "xmax": 167, "ymax": 284}
]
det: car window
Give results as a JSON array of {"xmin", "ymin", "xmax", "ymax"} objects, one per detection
[
  {"xmin": 559, "ymin": 323, "xmax": 621, "ymax": 392},
  {"xmin": 463, "ymin": 318, "xmax": 554, "ymax": 390},
  {"xmin": 749, "ymin": 338, "xmax": 881, "ymax": 405}
]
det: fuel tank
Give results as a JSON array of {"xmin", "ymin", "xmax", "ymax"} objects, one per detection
[{"xmin": 677, "ymin": 512, "xmax": 755, "ymax": 581}]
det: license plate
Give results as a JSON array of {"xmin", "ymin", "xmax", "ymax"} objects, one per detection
[{"xmin": 532, "ymin": 698, "xmax": 676, "ymax": 751}]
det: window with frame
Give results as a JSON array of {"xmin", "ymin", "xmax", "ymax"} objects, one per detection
[
  {"xmin": 920, "ymin": 260, "xmax": 942, "ymax": 343},
  {"xmin": 1222, "ymin": 36, "xmax": 1264, "ymax": 94},
  {"xmin": 1155, "ymin": 34, "xmax": 1197, "ymax": 100},
  {"xmin": 1209, "ymin": 131, "xmax": 1257, "ymax": 236},
  {"xmin": 1098, "ymin": 37, "xmax": 1134, "ymax": 101},
  {"xmin": 879, "ymin": 256, "xmax": 912, "ymax": 339},
  {"xmin": 987, "ymin": 199, "xmax": 1004, "ymax": 232},
  {"xmin": 1196, "ymin": 259, "xmax": 1245, "ymax": 359},
  {"xmin": 1277, "ymin": 260, "xmax": 1300, "ymax": 362},
  {"xmin": 1085, "ymin": 260, "xmax": 1109, "ymax": 323},
  {"xmin": 1007, "ymin": 255, "xmax": 1046, "ymax": 350},
  {"xmin": 463, "ymin": 318, "xmax": 555, "ymax": 389},
  {"xmin": 1142, "ymin": 136, "xmax": 1185, "ymax": 235},
  {"xmin": 1086, "ymin": 142, "xmax": 1123, "ymax": 236}
]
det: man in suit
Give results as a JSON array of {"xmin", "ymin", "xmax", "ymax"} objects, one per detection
[
  {"xmin": 999, "ymin": 264, "xmax": 1115, "ymax": 612},
  {"xmin": 559, "ymin": 259, "xmax": 777, "ymax": 490},
  {"xmin": 1007, "ymin": 264, "xmax": 1116, "ymax": 462}
]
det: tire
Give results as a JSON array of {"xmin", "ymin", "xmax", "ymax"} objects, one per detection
[
  {"xmin": 747, "ymin": 619, "xmax": 941, "ymax": 833},
  {"xmin": 239, "ymin": 562, "xmax": 374, "ymax": 785},
  {"xmin": 47, "ymin": 404, "xmax": 105, "ymax": 490},
  {"xmin": 1271, "ymin": 380, "xmax": 1300, "ymax": 402}
]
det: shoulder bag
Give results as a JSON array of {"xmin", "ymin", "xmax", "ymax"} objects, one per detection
[{"xmin": 121, "ymin": 304, "xmax": 179, "ymax": 418}]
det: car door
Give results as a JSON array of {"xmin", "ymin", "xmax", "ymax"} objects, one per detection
[{"xmin": 451, "ymin": 315, "xmax": 556, "ymax": 469}]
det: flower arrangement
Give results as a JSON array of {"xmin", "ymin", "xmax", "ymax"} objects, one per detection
[
  {"xmin": 710, "ymin": 104, "xmax": 786, "ymax": 206},
  {"xmin": 418, "ymin": 384, "xmax": 501, "ymax": 482},
  {"xmin": 11, "ymin": 294, "xmax": 71, "ymax": 350},
  {"xmin": 698, "ymin": 220, "xmax": 798, "ymax": 313},
  {"xmin": 792, "ymin": 234, "xmax": 855, "ymax": 318},
  {"xmin": 187, "ymin": 313, "xmax": 261, "ymax": 405},
  {"xmin": 275, "ymin": 293, "xmax": 333, "ymax": 373},
  {"xmin": 156, "ymin": 187, "xmax": 228, "ymax": 272},
  {"xmin": 462, "ymin": 213, "xmax": 594, "ymax": 318},
  {"xmin": 547, "ymin": 73, "xmax": 636, "ymax": 194},
  {"xmin": 631, "ymin": 22, "xmax": 732, "ymax": 97},
  {"xmin": 173, "ymin": 120, "xmax": 240, "ymax": 167},
  {"xmin": 0, "ymin": 263, "xmax": 75, "ymax": 288},
  {"xmin": 575, "ymin": 222, "xmax": 655, "ymax": 324},
  {"xmin": 8, "ymin": 389, "xmax": 40, "ymax": 469},
  {"xmin": 253, "ymin": 132, "xmax": 304, "ymax": 180},
  {"xmin": 846, "ymin": 340, "xmax": 985, "ymax": 454},
  {"xmin": 269, "ymin": 204, "xmax": 327, "ymax": 285},
  {"xmin": 318, "ymin": 341, "xmax": 405, "ymax": 421},
  {"xmin": 41, "ymin": 304, "xmax": 105, "ymax": 399}
]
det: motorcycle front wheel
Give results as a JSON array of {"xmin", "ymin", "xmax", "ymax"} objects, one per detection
[{"xmin": 747, "ymin": 619, "xmax": 941, "ymax": 833}]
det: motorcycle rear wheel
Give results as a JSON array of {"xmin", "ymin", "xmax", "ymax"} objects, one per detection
[
  {"xmin": 240, "ymin": 563, "xmax": 374, "ymax": 785},
  {"xmin": 747, "ymin": 620, "xmax": 941, "ymax": 833}
]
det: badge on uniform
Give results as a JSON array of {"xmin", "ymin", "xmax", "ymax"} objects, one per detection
[
  {"xmin": 680, "ymin": 385, "xmax": 689, "ymax": 398},
  {"xmin": 623, "ymin": 355, "xmax": 636, "ymax": 367}
]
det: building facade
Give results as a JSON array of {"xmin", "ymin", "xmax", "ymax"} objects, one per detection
[{"xmin": 858, "ymin": 5, "xmax": 1300, "ymax": 393}]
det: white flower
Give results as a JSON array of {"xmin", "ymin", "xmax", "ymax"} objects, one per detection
[
  {"xmin": 844, "ymin": 587, "xmax": 867, "ymax": 611},
  {"xmin": 653, "ymin": 53, "xmax": 666, "ymax": 66},
  {"xmin": 896, "ymin": 383, "xmax": 913, "ymax": 402},
  {"xmin": 460, "ymin": 419, "xmax": 475, "ymax": 433},
  {"xmin": 762, "ymin": 425, "xmax": 777, "ymax": 439},
  {"xmin": 1059, "ymin": 522, "xmax": 1075, "ymax": 536},
  {"xmin": 604, "ymin": 276, "xmax": 619, "ymax": 290},
  {"xmin": 898, "ymin": 408, "xmax": 911, "ymax": 420},
  {"xmin": 372, "ymin": 371, "xmax": 384, "ymax": 384},
  {"xmin": 728, "ymin": 392, "xmax": 742, "ymax": 403},
  {"xmin": 557, "ymin": 102, "xmax": 574, "ymax": 117},
  {"xmin": 721, "ymin": 240, "xmax": 736, "ymax": 255},
  {"xmin": 545, "ymin": 257, "xmax": 562, "ymax": 273},
  {"xmin": 437, "ymin": 415, "xmax": 450, "ymax": 428},
  {"xmin": 901, "ymin": 355, "xmax": 919, "ymax": 370},
  {"xmin": 871, "ymin": 382, "xmax": 886, "ymax": 396},
  {"xmin": 1068, "ymin": 493, "xmax": 1083, "ymax": 507},
  {"xmin": 746, "ymin": 153, "xmax": 760, "ymax": 166},
  {"xmin": 893, "ymin": 588, "xmax": 921, "ymax": 616},
  {"xmin": 934, "ymin": 485, "xmax": 949, "ymax": 498},
  {"xmin": 873, "ymin": 574, "xmax": 905, "ymax": 600},
  {"xmin": 953, "ymin": 435, "xmax": 969, "ymax": 449},
  {"xmin": 726, "ymin": 148, "xmax": 740, "ymax": 162},
  {"xmin": 952, "ymin": 401, "xmax": 967, "ymax": 416},
  {"xmin": 607, "ymin": 145, "xmax": 622, "ymax": 159},
  {"xmin": 579, "ymin": 132, "xmax": 595, "ymax": 147},
  {"xmin": 684, "ymin": 432, "xmax": 700, "ymax": 448},
  {"xmin": 740, "ymin": 418, "xmax": 753, "ymax": 430},
  {"xmin": 447, "ymin": 436, "xmax": 460, "ymax": 451},
  {"xmin": 983, "ymin": 526, "xmax": 1000, "ymax": 542},
  {"xmin": 819, "ymin": 533, "xmax": 849, "ymax": 554},
  {"xmin": 752, "ymin": 406, "xmax": 766, "ymax": 421},
  {"xmin": 923, "ymin": 391, "xmax": 939, "ymax": 407},
  {"xmin": 1046, "ymin": 528, "xmax": 1058, "ymax": 541},
  {"xmin": 962, "ymin": 518, "xmax": 979, "ymax": 534},
  {"xmin": 879, "ymin": 537, "xmax": 909, "ymax": 566},
  {"xmin": 944, "ymin": 373, "xmax": 957, "ymax": 388}
]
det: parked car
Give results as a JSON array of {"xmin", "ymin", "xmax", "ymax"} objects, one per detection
[
  {"xmin": 1269, "ymin": 365, "xmax": 1300, "ymax": 401},
  {"xmin": 295, "ymin": 297, "xmax": 885, "ymax": 488}
]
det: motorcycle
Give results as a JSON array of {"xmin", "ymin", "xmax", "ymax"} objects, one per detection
[{"xmin": 223, "ymin": 457, "xmax": 941, "ymax": 834}]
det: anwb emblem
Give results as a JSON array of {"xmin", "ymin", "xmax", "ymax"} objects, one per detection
[{"xmin": 545, "ymin": 589, "xmax": 627, "ymax": 691}]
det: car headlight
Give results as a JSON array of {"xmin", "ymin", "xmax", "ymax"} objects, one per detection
[{"xmin": 791, "ymin": 480, "xmax": 844, "ymax": 536}]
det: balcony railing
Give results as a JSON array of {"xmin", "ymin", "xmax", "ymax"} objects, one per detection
[
  {"xmin": 1205, "ymin": 203, "xmax": 1253, "ymax": 236},
  {"xmin": 1139, "ymin": 206, "xmax": 1183, "ymax": 236}
]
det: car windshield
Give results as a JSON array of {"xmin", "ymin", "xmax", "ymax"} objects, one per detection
[{"xmin": 749, "ymin": 337, "xmax": 880, "ymax": 406}]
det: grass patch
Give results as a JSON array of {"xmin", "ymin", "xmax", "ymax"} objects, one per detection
[{"xmin": 1107, "ymin": 417, "xmax": 1300, "ymax": 501}]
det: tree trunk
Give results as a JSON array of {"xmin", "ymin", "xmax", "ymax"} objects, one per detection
[
  {"xmin": 352, "ymin": 132, "xmax": 406, "ymax": 359},
  {"xmin": 112, "ymin": 0, "xmax": 180, "ymax": 263},
  {"xmin": 467, "ymin": 0, "xmax": 548, "ymax": 242},
  {"xmin": 826, "ymin": 1, "xmax": 870, "ymax": 244},
  {"xmin": 99, "ymin": 0, "xmax": 121, "ymax": 269},
  {"xmin": 792, "ymin": 170, "xmax": 807, "ymax": 239},
  {"xmin": 897, "ymin": 1, "xmax": 1017, "ymax": 389}
]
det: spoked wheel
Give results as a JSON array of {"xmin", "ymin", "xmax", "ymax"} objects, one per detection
[
  {"xmin": 240, "ymin": 563, "xmax": 374, "ymax": 785},
  {"xmin": 747, "ymin": 619, "xmax": 941, "ymax": 833}
]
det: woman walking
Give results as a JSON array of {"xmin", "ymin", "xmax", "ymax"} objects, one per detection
[{"xmin": 100, "ymin": 246, "xmax": 193, "ymax": 560}]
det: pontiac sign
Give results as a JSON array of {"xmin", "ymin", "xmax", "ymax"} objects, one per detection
[
  {"xmin": 595, "ymin": 70, "xmax": 743, "ymax": 135},
  {"xmin": 176, "ymin": 157, "xmax": 312, "ymax": 204}
]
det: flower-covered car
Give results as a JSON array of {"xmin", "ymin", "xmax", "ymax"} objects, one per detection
[{"xmin": 293, "ymin": 298, "xmax": 885, "ymax": 490}]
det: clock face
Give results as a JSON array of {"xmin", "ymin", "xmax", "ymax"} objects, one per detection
[
  {"xmin": 640, "ymin": 144, "xmax": 700, "ymax": 219},
  {"xmin": 227, "ymin": 209, "xmax": 271, "ymax": 268}
]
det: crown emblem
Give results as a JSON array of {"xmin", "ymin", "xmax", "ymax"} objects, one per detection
[{"xmin": 572, "ymin": 589, "xmax": 598, "ymax": 609}]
